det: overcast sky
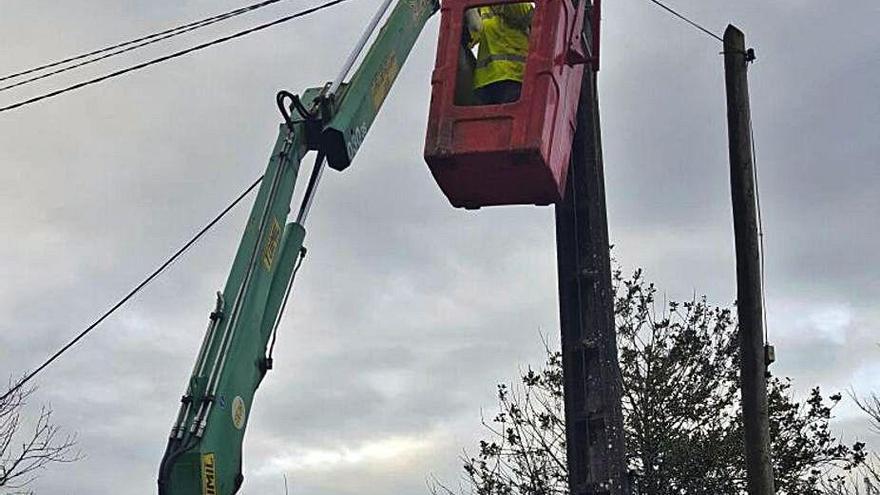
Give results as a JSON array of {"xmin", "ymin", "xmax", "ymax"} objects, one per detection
[{"xmin": 0, "ymin": 0, "xmax": 877, "ymax": 493}]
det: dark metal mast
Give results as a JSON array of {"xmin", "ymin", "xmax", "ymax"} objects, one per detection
[{"xmin": 555, "ymin": 3, "xmax": 629, "ymax": 494}]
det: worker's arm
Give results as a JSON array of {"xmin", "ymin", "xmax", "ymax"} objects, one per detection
[{"xmin": 465, "ymin": 8, "xmax": 483, "ymax": 47}]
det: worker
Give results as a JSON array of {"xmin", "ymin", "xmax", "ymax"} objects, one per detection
[{"xmin": 466, "ymin": 2, "xmax": 533, "ymax": 105}]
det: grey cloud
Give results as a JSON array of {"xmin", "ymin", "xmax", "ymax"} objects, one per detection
[{"xmin": 0, "ymin": 0, "xmax": 877, "ymax": 494}]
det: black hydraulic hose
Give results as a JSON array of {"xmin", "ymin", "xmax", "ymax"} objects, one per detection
[{"xmin": 158, "ymin": 433, "xmax": 200, "ymax": 494}]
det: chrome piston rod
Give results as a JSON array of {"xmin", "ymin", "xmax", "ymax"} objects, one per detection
[{"xmin": 327, "ymin": 0, "xmax": 395, "ymax": 97}]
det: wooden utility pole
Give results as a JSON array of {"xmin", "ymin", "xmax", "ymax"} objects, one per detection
[
  {"xmin": 555, "ymin": 4, "xmax": 629, "ymax": 494},
  {"xmin": 723, "ymin": 24, "xmax": 776, "ymax": 495}
]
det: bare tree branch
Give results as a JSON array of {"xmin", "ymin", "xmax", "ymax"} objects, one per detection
[{"xmin": 0, "ymin": 377, "xmax": 82, "ymax": 491}]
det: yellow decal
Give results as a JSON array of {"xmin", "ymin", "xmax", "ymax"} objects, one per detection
[
  {"xmin": 261, "ymin": 218, "xmax": 282, "ymax": 271},
  {"xmin": 407, "ymin": 0, "xmax": 430, "ymax": 24},
  {"xmin": 371, "ymin": 54, "xmax": 401, "ymax": 111},
  {"xmin": 201, "ymin": 453, "xmax": 217, "ymax": 495}
]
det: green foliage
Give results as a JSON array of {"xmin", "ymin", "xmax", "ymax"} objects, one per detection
[
  {"xmin": 435, "ymin": 269, "xmax": 867, "ymax": 495},
  {"xmin": 818, "ymin": 394, "xmax": 880, "ymax": 494},
  {"xmin": 453, "ymin": 348, "xmax": 567, "ymax": 495}
]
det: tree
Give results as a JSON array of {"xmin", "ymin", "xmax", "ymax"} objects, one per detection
[
  {"xmin": 853, "ymin": 393, "xmax": 880, "ymax": 438},
  {"xmin": 817, "ymin": 392, "xmax": 880, "ymax": 494},
  {"xmin": 1, "ymin": 379, "xmax": 80, "ymax": 494},
  {"xmin": 433, "ymin": 268, "xmax": 866, "ymax": 495}
]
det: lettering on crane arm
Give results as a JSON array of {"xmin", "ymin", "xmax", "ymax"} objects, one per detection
[
  {"xmin": 345, "ymin": 55, "xmax": 401, "ymax": 161},
  {"xmin": 201, "ymin": 453, "xmax": 217, "ymax": 495},
  {"xmin": 346, "ymin": 123, "xmax": 369, "ymax": 160},
  {"xmin": 261, "ymin": 218, "xmax": 282, "ymax": 271},
  {"xmin": 371, "ymin": 54, "xmax": 401, "ymax": 111}
]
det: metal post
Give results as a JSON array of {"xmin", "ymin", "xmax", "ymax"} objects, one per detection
[
  {"xmin": 555, "ymin": 4, "xmax": 629, "ymax": 494},
  {"xmin": 723, "ymin": 24, "xmax": 775, "ymax": 495}
]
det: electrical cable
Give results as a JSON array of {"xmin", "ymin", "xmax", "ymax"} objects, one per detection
[
  {"xmin": 0, "ymin": 175, "xmax": 265, "ymax": 404},
  {"xmin": 0, "ymin": 0, "xmax": 293, "ymax": 85},
  {"xmin": 0, "ymin": 0, "xmax": 354, "ymax": 114},
  {"xmin": 643, "ymin": 0, "xmax": 724, "ymax": 43},
  {"xmin": 747, "ymin": 88, "xmax": 770, "ymax": 344},
  {"xmin": 0, "ymin": 0, "xmax": 298, "ymax": 94},
  {"xmin": 642, "ymin": 2, "xmax": 765, "ymax": 338}
]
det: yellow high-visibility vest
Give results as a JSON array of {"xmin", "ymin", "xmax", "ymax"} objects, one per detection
[{"xmin": 471, "ymin": 3, "xmax": 533, "ymax": 90}]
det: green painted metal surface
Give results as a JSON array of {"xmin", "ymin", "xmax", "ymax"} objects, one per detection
[
  {"xmin": 323, "ymin": 0, "xmax": 439, "ymax": 170},
  {"xmin": 159, "ymin": 0, "xmax": 439, "ymax": 491},
  {"xmin": 159, "ymin": 126, "xmax": 309, "ymax": 495}
]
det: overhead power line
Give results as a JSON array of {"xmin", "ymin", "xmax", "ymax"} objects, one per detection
[
  {"xmin": 0, "ymin": 0, "xmax": 293, "ymax": 86},
  {"xmin": 644, "ymin": 0, "xmax": 724, "ymax": 43},
  {"xmin": 0, "ymin": 175, "xmax": 264, "ymax": 404},
  {"xmin": 0, "ymin": 0, "xmax": 353, "ymax": 114}
]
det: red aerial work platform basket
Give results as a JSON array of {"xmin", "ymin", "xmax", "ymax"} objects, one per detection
[{"xmin": 423, "ymin": 0, "xmax": 594, "ymax": 209}]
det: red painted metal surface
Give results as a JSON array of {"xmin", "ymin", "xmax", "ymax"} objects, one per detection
[
  {"xmin": 423, "ymin": 0, "xmax": 588, "ymax": 209},
  {"xmin": 592, "ymin": 0, "xmax": 600, "ymax": 69}
]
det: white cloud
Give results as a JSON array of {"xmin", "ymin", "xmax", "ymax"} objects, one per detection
[
  {"xmin": 257, "ymin": 434, "xmax": 435, "ymax": 475},
  {"xmin": 806, "ymin": 304, "xmax": 854, "ymax": 345}
]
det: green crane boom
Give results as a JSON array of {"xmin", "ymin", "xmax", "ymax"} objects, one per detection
[{"xmin": 157, "ymin": 0, "xmax": 438, "ymax": 492}]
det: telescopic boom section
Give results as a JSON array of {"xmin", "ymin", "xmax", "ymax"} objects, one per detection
[
  {"xmin": 157, "ymin": 0, "xmax": 437, "ymax": 493},
  {"xmin": 157, "ymin": 125, "xmax": 311, "ymax": 495},
  {"xmin": 322, "ymin": 0, "xmax": 439, "ymax": 170}
]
